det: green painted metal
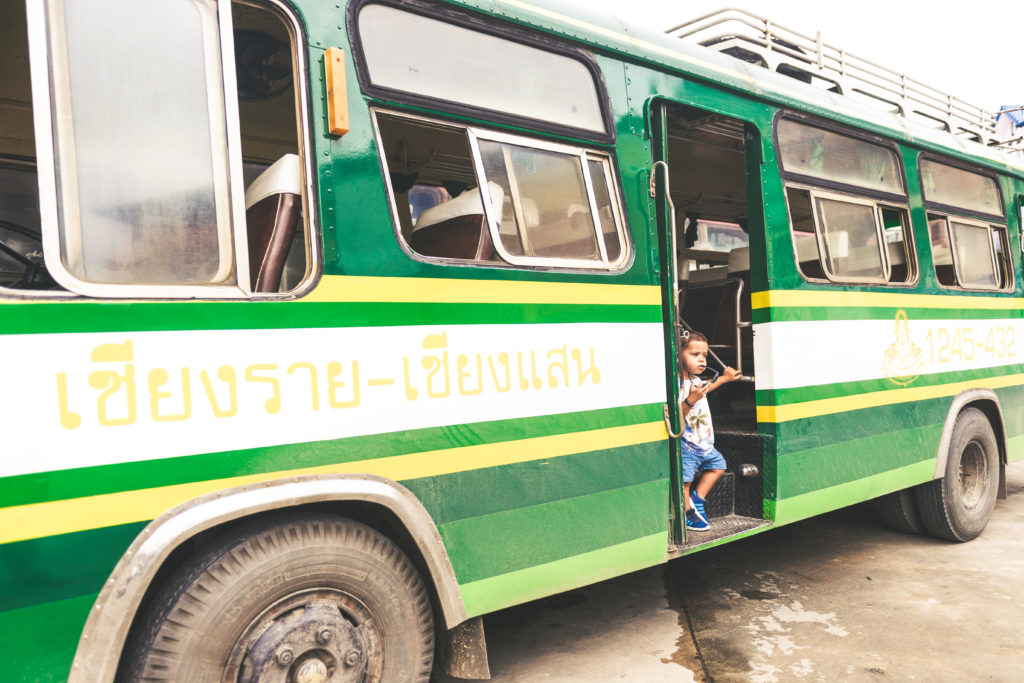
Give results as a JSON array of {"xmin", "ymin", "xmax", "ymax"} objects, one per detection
[
  {"xmin": 440, "ymin": 479, "xmax": 667, "ymax": 583},
  {"xmin": 774, "ymin": 460, "xmax": 936, "ymax": 525},
  {"xmin": 0, "ymin": 595, "xmax": 96, "ymax": 683},
  {"xmin": 459, "ymin": 532, "xmax": 667, "ymax": 616}
]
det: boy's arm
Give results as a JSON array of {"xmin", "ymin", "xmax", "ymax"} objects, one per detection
[{"xmin": 707, "ymin": 366, "xmax": 742, "ymax": 392}]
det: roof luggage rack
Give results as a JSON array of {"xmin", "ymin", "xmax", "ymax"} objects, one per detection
[{"xmin": 666, "ymin": 8, "xmax": 1024, "ymax": 155}]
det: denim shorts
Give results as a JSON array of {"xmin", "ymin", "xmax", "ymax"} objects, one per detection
[{"xmin": 680, "ymin": 442, "xmax": 727, "ymax": 482}]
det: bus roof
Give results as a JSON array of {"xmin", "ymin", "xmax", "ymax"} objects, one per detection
[{"xmin": 445, "ymin": 0, "xmax": 1024, "ymax": 176}]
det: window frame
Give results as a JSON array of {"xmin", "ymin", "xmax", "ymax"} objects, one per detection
[
  {"xmin": 25, "ymin": 0, "xmax": 319, "ymax": 300},
  {"xmin": 917, "ymin": 152, "xmax": 1013, "ymax": 292},
  {"xmin": 773, "ymin": 112, "xmax": 908, "ymax": 203},
  {"xmin": 918, "ymin": 153, "xmax": 1005, "ymax": 223},
  {"xmin": 348, "ymin": 0, "xmax": 616, "ymax": 145},
  {"xmin": 785, "ymin": 184, "xmax": 908, "ymax": 285},
  {"xmin": 372, "ymin": 109, "xmax": 631, "ymax": 272},
  {"xmin": 928, "ymin": 212, "xmax": 1012, "ymax": 292}
]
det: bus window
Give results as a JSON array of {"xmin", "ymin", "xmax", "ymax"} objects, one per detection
[
  {"xmin": 880, "ymin": 206, "xmax": 915, "ymax": 284},
  {"xmin": 374, "ymin": 111, "xmax": 629, "ymax": 270},
  {"xmin": 928, "ymin": 214, "xmax": 1010, "ymax": 290},
  {"xmin": 785, "ymin": 187, "xmax": 826, "ymax": 280},
  {"xmin": 0, "ymin": 3, "xmax": 59, "ymax": 292},
  {"xmin": 813, "ymin": 195, "xmax": 887, "ymax": 283},
  {"xmin": 920, "ymin": 157, "xmax": 1011, "ymax": 291},
  {"xmin": 777, "ymin": 118, "xmax": 904, "ymax": 195},
  {"xmin": 20, "ymin": 0, "xmax": 312, "ymax": 297},
  {"xmin": 778, "ymin": 117, "xmax": 915, "ymax": 286},
  {"xmin": 356, "ymin": 3, "xmax": 608, "ymax": 137}
]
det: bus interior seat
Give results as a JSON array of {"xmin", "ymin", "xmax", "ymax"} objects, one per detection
[
  {"xmin": 727, "ymin": 245, "xmax": 749, "ymax": 272},
  {"xmin": 680, "ymin": 244, "xmax": 753, "ymax": 371},
  {"xmin": 244, "ymin": 153, "xmax": 301, "ymax": 293},
  {"xmin": 410, "ymin": 183, "xmax": 503, "ymax": 260}
]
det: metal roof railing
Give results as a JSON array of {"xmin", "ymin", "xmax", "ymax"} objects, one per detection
[{"xmin": 666, "ymin": 8, "xmax": 1024, "ymax": 155}]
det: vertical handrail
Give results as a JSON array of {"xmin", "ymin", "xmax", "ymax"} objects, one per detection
[{"xmin": 651, "ymin": 161, "xmax": 685, "ymax": 439}]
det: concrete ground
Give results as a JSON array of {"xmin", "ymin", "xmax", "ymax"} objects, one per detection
[{"xmin": 437, "ymin": 461, "xmax": 1024, "ymax": 682}]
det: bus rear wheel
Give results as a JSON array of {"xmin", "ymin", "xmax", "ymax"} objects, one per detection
[
  {"xmin": 119, "ymin": 513, "xmax": 434, "ymax": 683},
  {"xmin": 914, "ymin": 408, "xmax": 999, "ymax": 542}
]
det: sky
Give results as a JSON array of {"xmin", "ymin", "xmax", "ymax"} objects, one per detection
[{"xmin": 562, "ymin": 0, "xmax": 1021, "ymax": 113}]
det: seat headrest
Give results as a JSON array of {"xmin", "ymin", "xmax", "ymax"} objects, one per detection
[
  {"xmin": 727, "ymin": 246, "xmax": 750, "ymax": 272},
  {"xmin": 245, "ymin": 154, "xmax": 302, "ymax": 209},
  {"xmin": 414, "ymin": 182, "xmax": 504, "ymax": 233}
]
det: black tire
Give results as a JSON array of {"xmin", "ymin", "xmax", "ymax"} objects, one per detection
[
  {"xmin": 119, "ymin": 513, "xmax": 434, "ymax": 682},
  {"xmin": 914, "ymin": 407, "xmax": 1000, "ymax": 542},
  {"xmin": 873, "ymin": 488, "xmax": 926, "ymax": 535}
]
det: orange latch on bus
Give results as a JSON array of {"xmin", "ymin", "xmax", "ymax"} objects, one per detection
[{"xmin": 324, "ymin": 47, "xmax": 349, "ymax": 136}]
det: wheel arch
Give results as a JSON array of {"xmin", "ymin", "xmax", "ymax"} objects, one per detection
[
  {"xmin": 68, "ymin": 474, "xmax": 467, "ymax": 683},
  {"xmin": 934, "ymin": 389, "xmax": 1008, "ymax": 481}
]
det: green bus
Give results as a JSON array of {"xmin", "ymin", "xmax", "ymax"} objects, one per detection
[{"xmin": 2, "ymin": 0, "xmax": 1021, "ymax": 680}]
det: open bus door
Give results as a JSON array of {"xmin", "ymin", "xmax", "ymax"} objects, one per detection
[{"xmin": 651, "ymin": 99, "xmax": 771, "ymax": 550}]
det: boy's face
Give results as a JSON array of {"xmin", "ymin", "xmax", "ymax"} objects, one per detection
[{"xmin": 682, "ymin": 340, "xmax": 708, "ymax": 376}]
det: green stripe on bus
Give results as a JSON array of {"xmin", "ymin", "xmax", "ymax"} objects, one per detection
[
  {"xmin": 0, "ymin": 301, "xmax": 660, "ymax": 335},
  {"xmin": 1009, "ymin": 434, "xmax": 1024, "ymax": 462},
  {"xmin": 0, "ymin": 403, "xmax": 663, "ymax": 507},
  {"xmin": 770, "ymin": 398, "xmax": 949, "ymax": 456},
  {"xmin": 776, "ymin": 423, "xmax": 941, "ymax": 500},
  {"xmin": 754, "ymin": 305, "xmax": 1024, "ymax": 325},
  {"xmin": 773, "ymin": 460, "xmax": 936, "ymax": 525},
  {"xmin": 438, "ymin": 480, "xmax": 667, "ymax": 584},
  {"xmin": 0, "ymin": 594, "xmax": 94, "ymax": 683},
  {"xmin": 459, "ymin": 532, "xmax": 667, "ymax": 617},
  {"xmin": 0, "ymin": 523, "xmax": 144, "ymax": 613},
  {"xmin": 404, "ymin": 441, "xmax": 665, "ymax": 526}
]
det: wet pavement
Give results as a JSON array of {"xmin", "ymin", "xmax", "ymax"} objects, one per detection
[{"xmin": 437, "ymin": 461, "xmax": 1024, "ymax": 682}]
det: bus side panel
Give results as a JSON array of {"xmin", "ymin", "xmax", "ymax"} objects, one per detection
[{"xmin": 756, "ymin": 308, "xmax": 1024, "ymax": 525}]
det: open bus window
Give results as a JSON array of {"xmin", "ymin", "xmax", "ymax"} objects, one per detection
[
  {"xmin": 374, "ymin": 111, "xmax": 629, "ymax": 270},
  {"xmin": 785, "ymin": 187, "xmax": 826, "ymax": 280},
  {"xmin": 14, "ymin": 0, "xmax": 312, "ymax": 298},
  {"xmin": 920, "ymin": 156, "xmax": 1011, "ymax": 292},
  {"xmin": 0, "ymin": 3, "xmax": 60, "ymax": 292},
  {"xmin": 929, "ymin": 214, "xmax": 1011, "ymax": 291},
  {"xmin": 785, "ymin": 186, "xmax": 915, "ymax": 285},
  {"xmin": 880, "ymin": 206, "xmax": 916, "ymax": 284},
  {"xmin": 813, "ymin": 195, "xmax": 888, "ymax": 283}
]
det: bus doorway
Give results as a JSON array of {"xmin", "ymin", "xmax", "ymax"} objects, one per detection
[{"xmin": 652, "ymin": 101, "xmax": 770, "ymax": 549}]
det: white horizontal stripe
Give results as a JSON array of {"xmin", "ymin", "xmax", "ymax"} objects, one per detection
[
  {"xmin": 1, "ymin": 323, "xmax": 667, "ymax": 478},
  {"xmin": 755, "ymin": 317, "xmax": 1024, "ymax": 390}
]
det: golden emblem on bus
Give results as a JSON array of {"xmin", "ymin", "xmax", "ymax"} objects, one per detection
[{"xmin": 882, "ymin": 310, "xmax": 923, "ymax": 386}]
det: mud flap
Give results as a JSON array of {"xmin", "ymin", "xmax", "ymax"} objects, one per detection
[{"xmin": 436, "ymin": 616, "xmax": 490, "ymax": 679}]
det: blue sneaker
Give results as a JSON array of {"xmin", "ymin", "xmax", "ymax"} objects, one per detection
[
  {"xmin": 685, "ymin": 508, "xmax": 709, "ymax": 532},
  {"xmin": 690, "ymin": 490, "xmax": 708, "ymax": 523}
]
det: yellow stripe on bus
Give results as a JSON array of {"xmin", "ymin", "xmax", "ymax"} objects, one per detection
[
  {"xmin": 758, "ymin": 373, "xmax": 1024, "ymax": 423},
  {"xmin": 0, "ymin": 421, "xmax": 667, "ymax": 545},
  {"xmin": 304, "ymin": 275, "xmax": 662, "ymax": 306},
  {"xmin": 751, "ymin": 289, "xmax": 1024, "ymax": 311}
]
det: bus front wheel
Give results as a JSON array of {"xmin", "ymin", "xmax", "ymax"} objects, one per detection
[
  {"xmin": 915, "ymin": 407, "xmax": 999, "ymax": 542},
  {"xmin": 119, "ymin": 513, "xmax": 435, "ymax": 682}
]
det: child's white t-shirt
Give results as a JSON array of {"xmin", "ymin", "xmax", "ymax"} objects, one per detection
[{"xmin": 682, "ymin": 377, "xmax": 715, "ymax": 453}]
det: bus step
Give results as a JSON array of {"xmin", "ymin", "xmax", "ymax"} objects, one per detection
[{"xmin": 676, "ymin": 514, "xmax": 771, "ymax": 552}]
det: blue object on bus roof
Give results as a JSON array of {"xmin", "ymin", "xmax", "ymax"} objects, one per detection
[{"xmin": 997, "ymin": 105, "xmax": 1024, "ymax": 127}]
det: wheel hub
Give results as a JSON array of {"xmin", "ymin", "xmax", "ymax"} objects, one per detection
[
  {"xmin": 958, "ymin": 440, "xmax": 988, "ymax": 510},
  {"xmin": 227, "ymin": 589, "xmax": 382, "ymax": 683}
]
